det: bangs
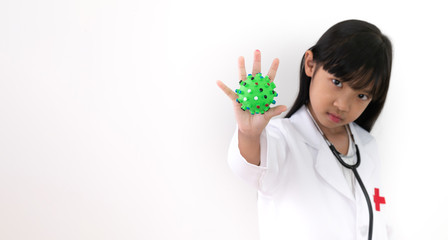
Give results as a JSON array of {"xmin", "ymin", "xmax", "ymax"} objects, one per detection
[
  {"xmin": 328, "ymin": 64, "xmax": 381, "ymax": 98},
  {"xmin": 317, "ymin": 31, "xmax": 391, "ymax": 101}
]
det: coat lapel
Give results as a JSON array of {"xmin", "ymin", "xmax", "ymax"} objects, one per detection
[
  {"xmin": 290, "ymin": 107, "xmax": 377, "ymax": 203},
  {"xmin": 349, "ymin": 122, "xmax": 376, "ymax": 184},
  {"xmin": 291, "ymin": 107, "xmax": 355, "ymax": 202},
  {"xmin": 315, "ymin": 143, "xmax": 356, "ymax": 202}
]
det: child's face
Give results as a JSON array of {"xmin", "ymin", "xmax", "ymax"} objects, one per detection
[{"xmin": 308, "ymin": 66, "xmax": 372, "ymax": 133}]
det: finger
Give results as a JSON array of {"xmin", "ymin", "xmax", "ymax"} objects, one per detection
[
  {"xmin": 216, "ymin": 80, "xmax": 238, "ymax": 101},
  {"xmin": 267, "ymin": 58, "xmax": 280, "ymax": 82},
  {"xmin": 252, "ymin": 49, "xmax": 261, "ymax": 76},
  {"xmin": 264, "ymin": 105, "xmax": 288, "ymax": 120},
  {"xmin": 238, "ymin": 56, "xmax": 247, "ymax": 81}
]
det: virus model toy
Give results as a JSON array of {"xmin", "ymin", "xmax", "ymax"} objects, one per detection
[{"xmin": 235, "ymin": 73, "xmax": 278, "ymax": 115}]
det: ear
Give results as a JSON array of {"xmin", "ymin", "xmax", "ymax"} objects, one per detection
[{"xmin": 304, "ymin": 50, "xmax": 316, "ymax": 77}]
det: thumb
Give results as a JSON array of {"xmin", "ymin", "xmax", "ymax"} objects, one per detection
[{"xmin": 264, "ymin": 105, "xmax": 288, "ymax": 120}]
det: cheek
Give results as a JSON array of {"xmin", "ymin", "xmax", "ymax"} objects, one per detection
[
  {"xmin": 309, "ymin": 81, "xmax": 330, "ymax": 107},
  {"xmin": 351, "ymin": 102, "xmax": 371, "ymax": 120},
  {"xmin": 309, "ymin": 85, "xmax": 321, "ymax": 108}
]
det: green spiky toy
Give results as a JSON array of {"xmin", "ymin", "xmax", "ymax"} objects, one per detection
[{"xmin": 235, "ymin": 73, "xmax": 278, "ymax": 115}]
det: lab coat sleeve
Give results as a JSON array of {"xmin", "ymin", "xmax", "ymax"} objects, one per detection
[{"xmin": 227, "ymin": 123, "xmax": 286, "ymax": 193}]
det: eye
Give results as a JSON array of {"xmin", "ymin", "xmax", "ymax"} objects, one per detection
[
  {"xmin": 332, "ymin": 79, "xmax": 342, "ymax": 87},
  {"xmin": 358, "ymin": 94, "xmax": 370, "ymax": 101}
]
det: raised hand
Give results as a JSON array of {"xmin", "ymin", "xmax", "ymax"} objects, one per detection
[{"xmin": 217, "ymin": 50, "xmax": 287, "ymax": 138}]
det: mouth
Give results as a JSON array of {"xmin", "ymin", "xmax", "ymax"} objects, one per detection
[{"xmin": 328, "ymin": 113, "xmax": 342, "ymax": 123}]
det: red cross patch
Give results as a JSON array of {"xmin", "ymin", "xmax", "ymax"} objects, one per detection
[{"xmin": 373, "ymin": 188, "xmax": 386, "ymax": 211}]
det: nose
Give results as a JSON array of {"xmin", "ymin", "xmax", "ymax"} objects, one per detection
[{"xmin": 333, "ymin": 94, "xmax": 351, "ymax": 112}]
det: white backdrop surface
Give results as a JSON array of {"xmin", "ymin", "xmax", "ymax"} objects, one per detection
[{"xmin": 1, "ymin": 0, "xmax": 447, "ymax": 239}]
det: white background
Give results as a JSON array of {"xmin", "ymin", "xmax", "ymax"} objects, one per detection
[{"xmin": 1, "ymin": 0, "xmax": 447, "ymax": 239}]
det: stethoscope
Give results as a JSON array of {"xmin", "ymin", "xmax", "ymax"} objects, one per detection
[{"xmin": 307, "ymin": 107, "xmax": 373, "ymax": 240}]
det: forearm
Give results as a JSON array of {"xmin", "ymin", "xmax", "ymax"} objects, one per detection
[{"xmin": 238, "ymin": 130, "xmax": 261, "ymax": 166}]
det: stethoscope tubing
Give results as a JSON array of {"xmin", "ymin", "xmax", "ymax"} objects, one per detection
[
  {"xmin": 332, "ymin": 144, "xmax": 373, "ymax": 240},
  {"xmin": 352, "ymin": 165, "xmax": 374, "ymax": 240}
]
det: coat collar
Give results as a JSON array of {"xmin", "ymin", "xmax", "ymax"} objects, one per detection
[{"xmin": 289, "ymin": 106, "xmax": 377, "ymax": 202}]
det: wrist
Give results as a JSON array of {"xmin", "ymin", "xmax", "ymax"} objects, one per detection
[{"xmin": 238, "ymin": 129, "xmax": 261, "ymax": 140}]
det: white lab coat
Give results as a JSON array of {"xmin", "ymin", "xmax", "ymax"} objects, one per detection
[{"xmin": 228, "ymin": 106, "xmax": 392, "ymax": 240}]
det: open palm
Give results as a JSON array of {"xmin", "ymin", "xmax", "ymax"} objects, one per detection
[{"xmin": 217, "ymin": 50, "xmax": 287, "ymax": 138}]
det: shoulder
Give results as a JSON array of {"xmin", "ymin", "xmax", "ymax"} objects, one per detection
[
  {"xmin": 264, "ymin": 110, "xmax": 311, "ymax": 146},
  {"xmin": 264, "ymin": 116, "xmax": 297, "ymax": 140},
  {"xmin": 269, "ymin": 116, "xmax": 294, "ymax": 128},
  {"xmin": 351, "ymin": 122, "xmax": 377, "ymax": 150},
  {"xmin": 268, "ymin": 115, "xmax": 302, "ymax": 136},
  {"xmin": 267, "ymin": 106, "xmax": 322, "ymax": 147}
]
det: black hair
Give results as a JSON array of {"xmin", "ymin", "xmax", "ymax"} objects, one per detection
[{"xmin": 285, "ymin": 19, "xmax": 393, "ymax": 132}]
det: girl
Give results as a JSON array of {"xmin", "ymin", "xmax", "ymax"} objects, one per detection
[{"xmin": 217, "ymin": 19, "xmax": 393, "ymax": 240}]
